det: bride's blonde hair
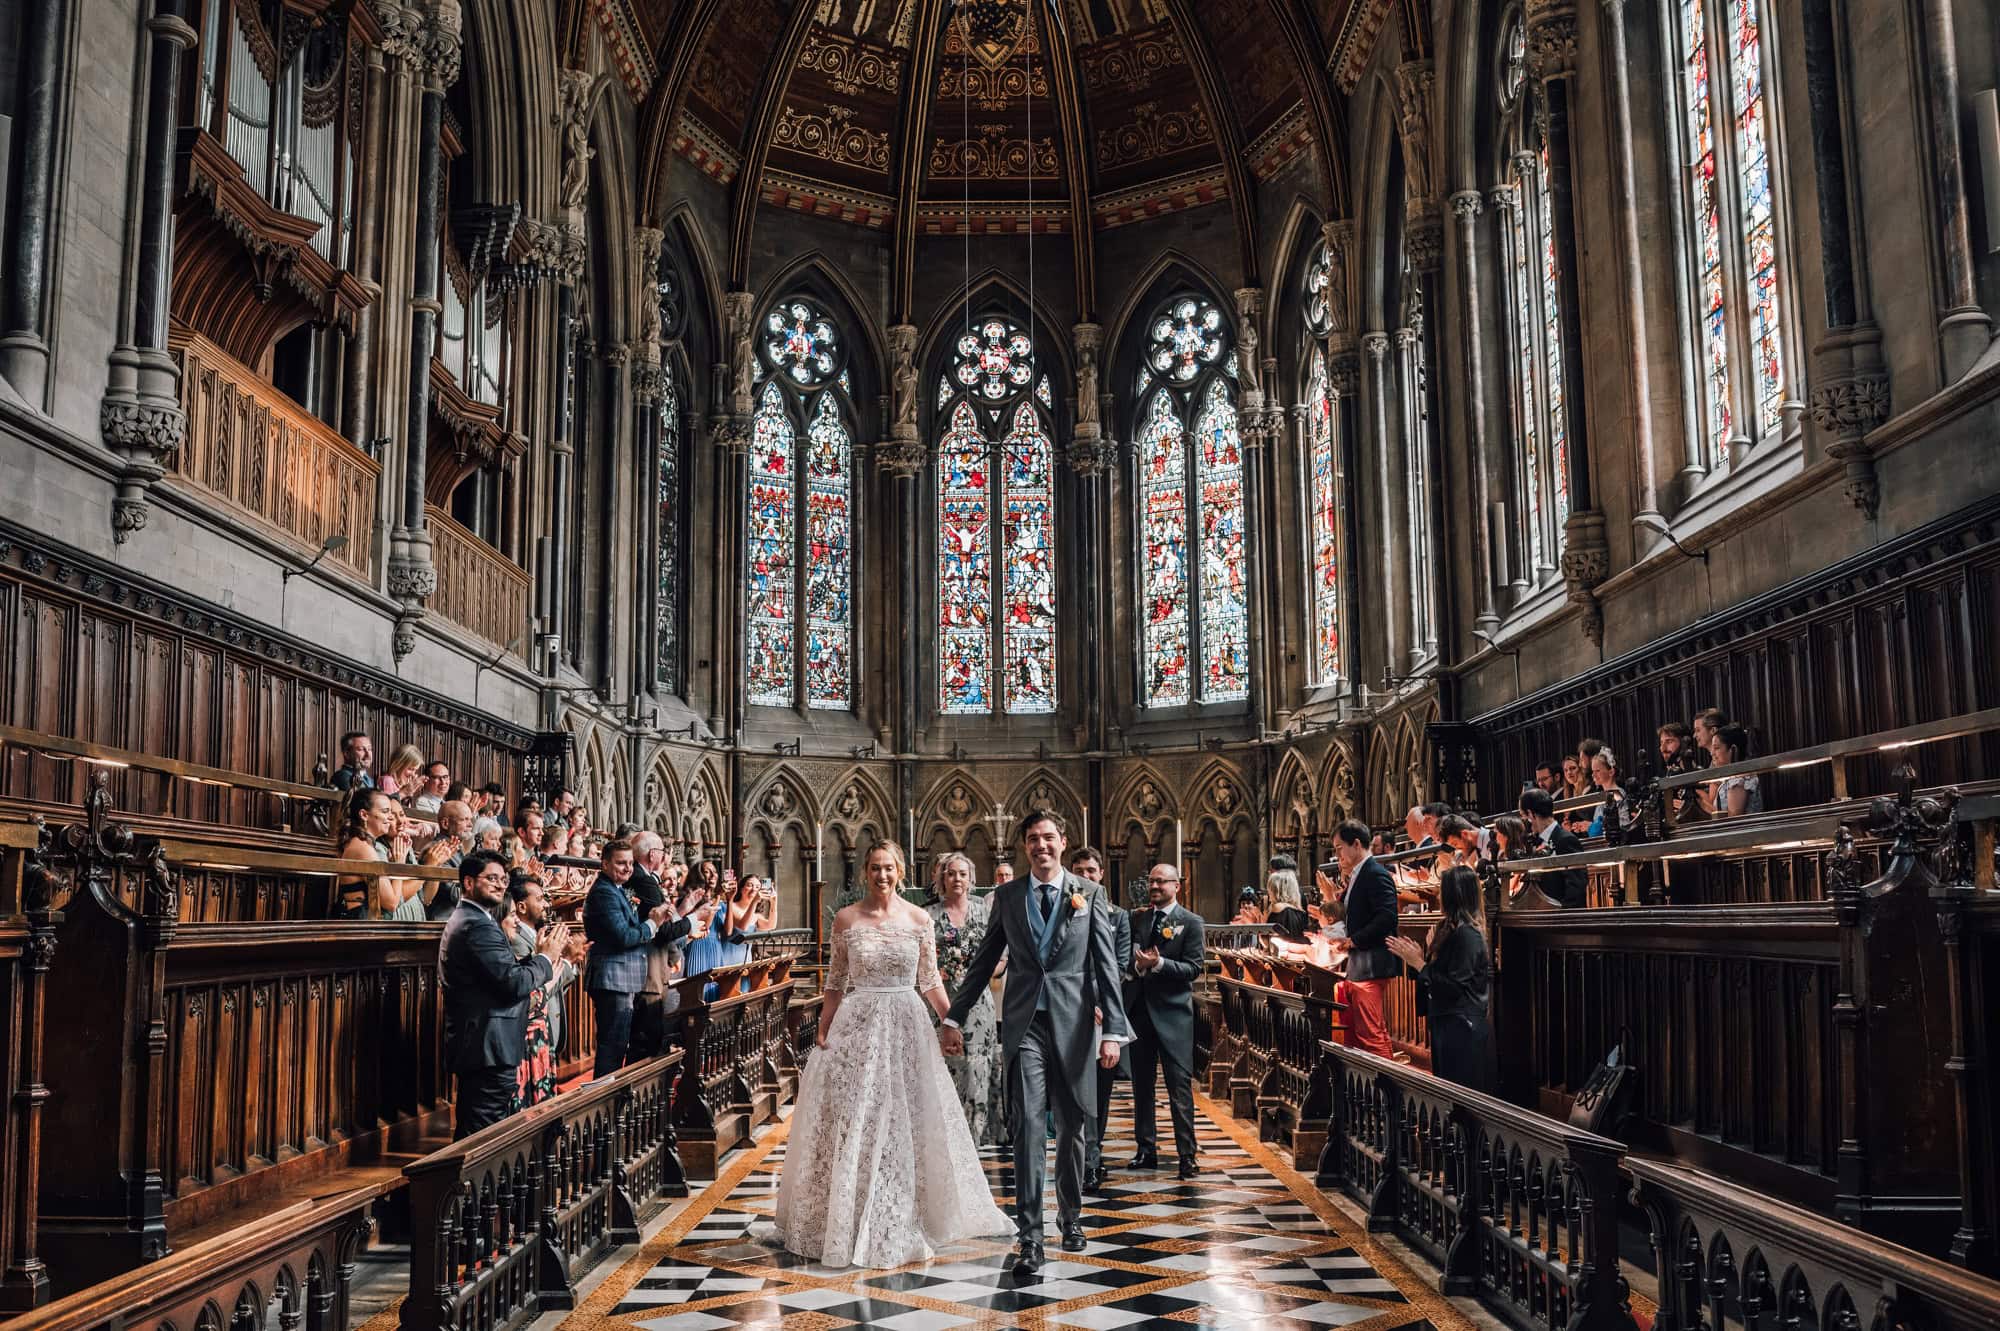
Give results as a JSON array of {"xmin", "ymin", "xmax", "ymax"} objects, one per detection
[{"xmin": 866, "ymin": 839, "xmax": 907, "ymax": 884}]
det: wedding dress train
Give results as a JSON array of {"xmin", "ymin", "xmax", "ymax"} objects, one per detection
[{"xmin": 774, "ymin": 920, "xmax": 1012, "ymax": 1268}]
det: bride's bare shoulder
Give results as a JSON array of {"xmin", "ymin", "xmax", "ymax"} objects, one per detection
[{"xmin": 830, "ymin": 903, "xmax": 865, "ymax": 932}]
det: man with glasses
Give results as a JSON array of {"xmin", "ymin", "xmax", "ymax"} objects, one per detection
[
  {"xmin": 1125, "ymin": 863, "xmax": 1205, "ymax": 1179},
  {"xmin": 410, "ymin": 761, "xmax": 451, "ymax": 819},
  {"xmin": 439, "ymin": 850, "xmax": 570, "ymax": 1140}
]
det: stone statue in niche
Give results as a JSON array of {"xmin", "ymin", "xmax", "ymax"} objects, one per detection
[
  {"xmin": 725, "ymin": 291, "xmax": 756, "ymax": 417},
  {"xmin": 557, "ymin": 69, "xmax": 596, "ymax": 213},
  {"xmin": 1233, "ymin": 288, "xmax": 1264, "ymax": 405},
  {"xmin": 889, "ymin": 324, "xmax": 919, "ymax": 439},
  {"xmin": 1073, "ymin": 323, "xmax": 1101, "ymax": 433},
  {"xmin": 1134, "ymin": 780, "xmax": 1165, "ymax": 822}
]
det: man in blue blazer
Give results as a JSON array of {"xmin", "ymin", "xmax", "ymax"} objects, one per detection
[
  {"xmin": 440, "ymin": 850, "xmax": 569, "ymax": 1139},
  {"xmin": 584, "ymin": 838, "xmax": 683, "ymax": 1076}
]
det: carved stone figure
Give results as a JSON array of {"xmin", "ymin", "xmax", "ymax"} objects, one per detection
[
  {"xmin": 889, "ymin": 324, "xmax": 919, "ymax": 438},
  {"xmin": 1073, "ymin": 323, "xmax": 1101, "ymax": 432},
  {"xmin": 1233, "ymin": 289, "xmax": 1264, "ymax": 404},
  {"xmin": 725, "ymin": 290, "xmax": 757, "ymax": 416},
  {"xmin": 557, "ymin": 69, "xmax": 596, "ymax": 213}
]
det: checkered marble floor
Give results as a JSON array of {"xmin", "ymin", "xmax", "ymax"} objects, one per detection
[{"xmin": 578, "ymin": 1089, "xmax": 1457, "ymax": 1331}]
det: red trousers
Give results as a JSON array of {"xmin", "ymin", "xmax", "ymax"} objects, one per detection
[{"xmin": 1342, "ymin": 977, "xmax": 1393, "ymax": 1057}]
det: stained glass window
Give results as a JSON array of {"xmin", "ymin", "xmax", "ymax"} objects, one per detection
[
  {"xmin": 746, "ymin": 382, "xmax": 796, "ymax": 706},
  {"xmin": 1001, "ymin": 404, "xmax": 1057, "ymax": 714},
  {"xmin": 804, "ymin": 394, "xmax": 853, "ymax": 708},
  {"xmin": 1499, "ymin": 38, "xmax": 1568, "ymax": 580},
  {"xmin": 1137, "ymin": 294, "xmax": 1245, "ymax": 708},
  {"xmin": 935, "ymin": 317, "xmax": 1057, "ymax": 716},
  {"xmin": 1674, "ymin": 0, "xmax": 1790, "ymax": 458},
  {"xmin": 1305, "ymin": 349, "xmax": 1341, "ymax": 685},
  {"xmin": 656, "ymin": 375, "xmax": 682, "ymax": 695},
  {"xmin": 745, "ymin": 296, "xmax": 856, "ymax": 709}
]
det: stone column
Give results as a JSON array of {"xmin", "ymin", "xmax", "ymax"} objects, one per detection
[
  {"xmin": 1232, "ymin": 290, "xmax": 1269, "ymax": 719},
  {"xmin": 0, "ymin": 0, "xmax": 67, "ymax": 398},
  {"xmin": 99, "ymin": 0, "xmax": 198, "ymax": 542},
  {"xmin": 1528, "ymin": 0, "xmax": 1607, "ymax": 649},
  {"xmin": 1449, "ymin": 190, "xmax": 1500, "ymax": 637},
  {"xmin": 1329, "ymin": 350, "xmax": 1362, "ymax": 703},
  {"xmin": 1363, "ymin": 332, "xmax": 1399, "ymax": 680},
  {"xmin": 339, "ymin": 27, "xmax": 392, "ymax": 452},
  {"xmin": 386, "ymin": 3, "xmax": 463, "ymax": 659},
  {"xmin": 545, "ymin": 279, "xmax": 579, "ymax": 672},
  {"xmin": 1912, "ymin": 0, "xmax": 1993, "ymax": 380},
  {"xmin": 1598, "ymin": 0, "xmax": 1663, "ymax": 531},
  {"xmin": 1070, "ymin": 323, "xmax": 1109, "ymax": 747},
  {"xmin": 1802, "ymin": 0, "xmax": 1889, "ymax": 518},
  {"xmin": 884, "ymin": 322, "xmax": 921, "ymax": 747}
]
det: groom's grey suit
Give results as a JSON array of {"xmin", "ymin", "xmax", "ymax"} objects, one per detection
[{"xmin": 946, "ymin": 869, "xmax": 1131, "ymax": 1238}]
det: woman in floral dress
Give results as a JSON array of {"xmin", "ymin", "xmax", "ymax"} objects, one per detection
[{"xmin": 926, "ymin": 852, "xmax": 1005, "ymax": 1145}]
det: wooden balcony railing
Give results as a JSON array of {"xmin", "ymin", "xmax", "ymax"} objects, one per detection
[
  {"xmin": 170, "ymin": 329, "xmax": 377, "ymax": 581},
  {"xmin": 426, "ymin": 504, "xmax": 529, "ymax": 649}
]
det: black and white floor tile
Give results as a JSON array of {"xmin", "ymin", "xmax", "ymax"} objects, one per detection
[{"xmin": 586, "ymin": 1088, "xmax": 1454, "ymax": 1331}]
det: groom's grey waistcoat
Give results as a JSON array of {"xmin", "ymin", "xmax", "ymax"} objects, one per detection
[{"xmin": 946, "ymin": 871, "xmax": 1131, "ymax": 1073}]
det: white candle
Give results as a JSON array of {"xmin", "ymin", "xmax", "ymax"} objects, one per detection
[
  {"xmin": 1175, "ymin": 818, "xmax": 1185, "ymax": 866},
  {"xmin": 814, "ymin": 821, "xmax": 824, "ymax": 880}
]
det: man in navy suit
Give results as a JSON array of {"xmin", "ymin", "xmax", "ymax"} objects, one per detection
[
  {"xmin": 1125, "ymin": 861, "xmax": 1206, "ymax": 1178},
  {"xmin": 583, "ymin": 838, "xmax": 683, "ymax": 1076},
  {"xmin": 440, "ymin": 850, "xmax": 570, "ymax": 1139},
  {"xmin": 1331, "ymin": 819, "xmax": 1401, "ymax": 1058}
]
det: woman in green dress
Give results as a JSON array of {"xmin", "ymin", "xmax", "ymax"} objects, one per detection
[{"xmin": 926, "ymin": 852, "xmax": 1005, "ymax": 1145}]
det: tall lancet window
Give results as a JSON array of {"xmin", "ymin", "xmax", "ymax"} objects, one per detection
[
  {"xmin": 746, "ymin": 298, "xmax": 855, "ymax": 710},
  {"xmin": 936, "ymin": 319, "xmax": 1058, "ymax": 716},
  {"xmin": 1497, "ymin": 9, "xmax": 1569, "ymax": 580},
  {"xmin": 654, "ymin": 258, "xmax": 686, "ymax": 696},
  {"xmin": 1673, "ymin": 0, "xmax": 1791, "ymax": 460},
  {"xmin": 1137, "ymin": 296, "xmax": 1249, "ymax": 708}
]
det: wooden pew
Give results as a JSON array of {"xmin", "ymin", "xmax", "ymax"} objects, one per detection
[
  {"xmin": 1, "ymin": 1178, "xmax": 392, "ymax": 1331},
  {"xmin": 0, "ymin": 818, "xmax": 53, "ymax": 1311},
  {"xmin": 1212, "ymin": 953, "xmax": 1343, "ymax": 1158},
  {"xmin": 1927, "ymin": 788, "xmax": 2000, "ymax": 1277},
  {"xmin": 1494, "ymin": 775, "xmax": 1965, "ymax": 1255},
  {"xmin": 1630, "ymin": 1155, "xmax": 2000, "ymax": 1331},
  {"xmin": 0, "ymin": 722, "xmax": 340, "ymax": 837},
  {"xmin": 1314, "ymin": 1039, "xmax": 1636, "ymax": 1331},
  {"xmin": 400, "ymin": 1052, "xmax": 687, "ymax": 1331},
  {"xmin": 24, "ymin": 776, "xmax": 454, "ymax": 1295},
  {"xmin": 664, "ymin": 960, "xmax": 799, "ymax": 1178}
]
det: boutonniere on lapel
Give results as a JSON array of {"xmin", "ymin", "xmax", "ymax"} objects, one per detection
[
  {"xmin": 1069, "ymin": 892, "xmax": 1088, "ymax": 914},
  {"xmin": 1161, "ymin": 924, "xmax": 1180, "ymax": 940}
]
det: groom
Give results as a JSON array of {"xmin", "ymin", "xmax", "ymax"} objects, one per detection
[{"xmin": 942, "ymin": 809, "xmax": 1129, "ymax": 1275}]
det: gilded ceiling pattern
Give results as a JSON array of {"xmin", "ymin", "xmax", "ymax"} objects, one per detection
[
  {"xmin": 930, "ymin": 127, "xmax": 1061, "ymax": 180},
  {"xmin": 936, "ymin": 58, "xmax": 1050, "ymax": 110},
  {"xmin": 773, "ymin": 104, "xmax": 894, "ymax": 171},
  {"xmin": 1078, "ymin": 24, "xmax": 1186, "ymax": 95},
  {"xmin": 796, "ymin": 29, "xmax": 903, "ymax": 97},
  {"xmin": 1095, "ymin": 100, "xmax": 1212, "ymax": 170}
]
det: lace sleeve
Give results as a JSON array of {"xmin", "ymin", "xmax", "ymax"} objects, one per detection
[
  {"xmin": 826, "ymin": 927, "xmax": 850, "ymax": 993},
  {"xmin": 916, "ymin": 924, "xmax": 944, "ymax": 995}
]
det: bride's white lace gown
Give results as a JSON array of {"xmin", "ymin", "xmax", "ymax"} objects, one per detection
[{"xmin": 775, "ymin": 920, "xmax": 1012, "ymax": 1268}]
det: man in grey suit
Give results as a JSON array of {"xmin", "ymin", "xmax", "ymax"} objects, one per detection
[
  {"xmin": 943, "ymin": 811, "xmax": 1130, "ymax": 1275},
  {"xmin": 1068, "ymin": 846, "xmax": 1130, "ymax": 1193},
  {"xmin": 1125, "ymin": 862, "xmax": 1206, "ymax": 1179},
  {"xmin": 582, "ymin": 839, "xmax": 681, "ymax": 1077}
]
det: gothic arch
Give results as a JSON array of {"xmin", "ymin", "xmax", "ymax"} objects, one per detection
[
  {"xmin": 1185, "ymin": 757, "xmax": 1251, "ymax": 840},
  {"xmin": 745, "ymin": 764, "xmax": 823, "ymax": 831},
  {"xmin": 684, "ymin": 757, "xmax": 729, "ymax": 851},
  {"xmin": 1265, "ymin": 195, "xmax": 1328, "ymax": 352},
  {"xmin": 917, "ymin": 768, "xmax": 1003, "ymax": 844},
  {"xmin": 821, "ymin": 766, "xmax": 896, "ymax": 848},
  {"xmin": 1319, "ymin": 740, "xmax": 1361, "ymax": 825},
  {"xmin": 661, "ymin": 202, "xmax": 724, "ymax": 392},
  {"xmin": 457, "ymin": 0, "xmax": 563, "ymax": 210},
  {"xmin": 1102, "ymin": 250, "xmax": 1238, "ymax": 439},
  {"xmin": 914, "ymin": 269, "xmax": 1076, "ymax": 404},
  {"xmin": 1363, "ymin": 730, "xmax": 1395, "ymax": 826},
  {"xmin": 750, "ymin": 252, "xmax": 888, "ymax": 411},
  {"xmin": 1004, "ymin": 768, "xmax": 1086, "ymax": 837},
  {"xmin": 1106, "ymin": 762, "xmax": 1179, "ymax": 843},
  {"xmin": 643, "ymin": 752, "xmax": 682, "ymax": 832},
  {"xmin": 1271, "ymin": 747, "xmax": 1319, "ymax": 836},
  {"xmin": 609, "ymin": 744, "xmax": 634, "ymax": 824}
]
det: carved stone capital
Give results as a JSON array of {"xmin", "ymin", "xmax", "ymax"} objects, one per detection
[
  {"xmin": 631, "ymin": 359, "xmax": 668, "ymax": 405},
  {"xmin": 500, "ymin": 217, "xmax": 586, "ymax": 288},
  {"xmin": 1404, "ymin": 207, "xmax": 1444, "ymax": 272},
  {"xmin": 1559, "ymin": 508, "xmax": 1608, "ymax": 645},
  {"xmin": 386, "ymin": 552, "xmax": 437, "ymax": 603},
  {"xmin": 714, "ymin": 415, "xmax": 752, "ymax": 457},
  {"xmin": 1525, "ymin": 0, "xmax": 1579, "ymax": 81},
  {"xmin": 421, "ymin": 2, "xmax": 463, "ymax": 87},
  {"xmin": 1487, "ymin": 182, "xmax": 1518, "ymax": 214},
  {"xmin": 100, "ymin": 395, "xmax": 187, "ymax": 459},
  {"xmin": 1328, "ymin": 352, "xmax": 1360, "ymax": 397},
  {"xmin": 601, "ymin": 342, "xmax": 631, "ymax": 369},
  {"xmin": 1068, "ymin": 437, "xmax": 1118, "ymax": 477},
  {"xmin": 1362, "ymin": 332, "xmax": 1391, "ymax": 362},
  {"xmin": 875, "ymin": 438, "xmax": 928, "ymax": 479},
  {"xmin": 1449, "ymin": 189, "xmax": 1484, "ymax": 223},
  {"xmin": 374, "ymin": 2, "xmax": 424, "ymax": 64}
]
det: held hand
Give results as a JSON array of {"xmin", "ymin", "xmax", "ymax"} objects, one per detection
[
  {"xmin": 421, "ymin": 837, "xmax": 456, "ymax": 866},
  {"xmin": 1384, "ymin": 934, "xmax": 1424, "ymax": 970},
  {"xmin": 938, "ymin": 1025, "xmax": 965, "ymax": 1056},
  {"xmin": 815, "ymin": 1025, "xmax": 832, "ymax": 1049},
  {"xmin": 1098, "ymin": 1039, "xmax": 1121, "ymax": 1069},
  {"xmin": 649, "ymin": 900, "xmax": 675, "ymax": 927},
  {"xmin": 537, "ymin": 921, "xmax": 571, "ymax": 961},
  {"xmin": 1316, "ymin": 869, "xmax": 1338, "ymax": 899}
]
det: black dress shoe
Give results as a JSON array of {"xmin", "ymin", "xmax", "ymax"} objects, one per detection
[
  {"xmin": 1060, "ymin": 1221, "xmax": 1088, "ymax": 1252},
  {"xmin": 1010, "ymin": 1239, "xmax": 1045, "ymax": 1276},
  {"xmin": 1082, "ymin": 1168, "xmax": 1103, "ymax": 1193},
  {"xmin": 1177, "ymin": 1158, "xmax": 1199, "ymax": 1181},
  {"xmin": 1127, "ymin": 1150, "xmax": 1159, "ymax": 1169}
]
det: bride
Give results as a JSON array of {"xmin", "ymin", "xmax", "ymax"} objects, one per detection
[{"xmin": 775, "ymin": 841, "xmax": 1012, "ymax": 1267}]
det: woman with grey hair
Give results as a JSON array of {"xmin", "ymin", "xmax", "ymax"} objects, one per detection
[
  {"xmin": 1266, "ymin": 867, "xmax": 1303, "ymax": 908},
  {"xmin": 925, "ymin": 851, "xmax": 1004, "ymax": 1144}
]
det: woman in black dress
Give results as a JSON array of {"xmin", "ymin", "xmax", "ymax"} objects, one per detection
[{"xmin": 1386, "ymin": 866, "xmax": 1496, "ymax": 1094}]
